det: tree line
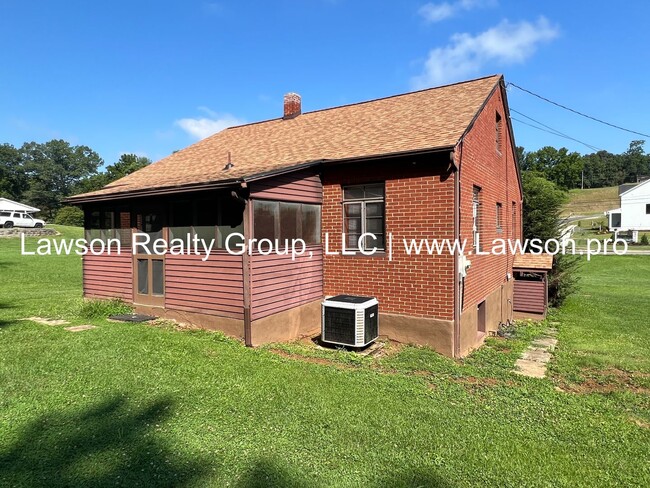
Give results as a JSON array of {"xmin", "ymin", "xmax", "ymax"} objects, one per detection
[
  {"xmin": 0, "ymin": 139, "xmax": 150, "ymax": 220},
  {"xmin": 518, "ymin": 140, "xmax": 649, "ymax": 190}
]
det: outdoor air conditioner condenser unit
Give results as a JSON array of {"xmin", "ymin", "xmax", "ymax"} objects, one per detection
[{"xmin": 321, "ymin": 295, "xmax": 379, "ymax": 347}]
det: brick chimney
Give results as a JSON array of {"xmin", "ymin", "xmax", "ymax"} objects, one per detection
[{"xmin": 283, "ymin": 92, "xmax": 301, "ymax": 119}]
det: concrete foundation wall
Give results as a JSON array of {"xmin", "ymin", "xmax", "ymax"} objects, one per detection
[
  {"xmin": 380, "ymin": 312, "xmax": 454, "ymax": 357},
  {"xmin": 458, "ymin": 279, "xmax": 513, "ymax": 356},
  {"xmin": 249, "ymin": 299, "xmax": 322, "ymax": 346}
]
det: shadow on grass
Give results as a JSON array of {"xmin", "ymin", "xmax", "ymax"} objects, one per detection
[
  {"xmin": 376, "ymin": 468, "xmax": 452, "ymax": 488},
  {"xmin": 234, "ymin": 457, "xmax": 313, "ymax": 488},
  {"xmin": 0, "ymin": 395, "xmax": 452, "ymax": 487},
  {"xmin": 0, "ymin": 301, "xmax": 14, "ymax": 328},
  {"xmin": 235, "ymin": 457, "xmax": 451, "ymax": 488},
  {"xmin": 0, "ymin": 396, "xmax": 211, "ymax": 487}
]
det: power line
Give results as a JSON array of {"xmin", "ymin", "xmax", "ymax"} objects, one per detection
[
  {"xmin": 507, "ymin": 82, "xmax": 650, "ymax": 139},
  {"xmin": 510, "ymin": 109, "xmax": 602, "ymax": 151},
  {"xmin": 509, "ymin": 109, "xmax": 602, "ymax": 152},
  {"xmin": 511, "ymin": 116, "xmax": 599, "ymax": 152}
]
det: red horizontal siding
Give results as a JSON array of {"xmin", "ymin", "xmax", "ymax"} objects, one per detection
[
  {"xmin": 250, "ymin": 170, "xmax": 322, "ymax": 204},
  {"xmin": 250, "ymin": 246, "xmax": 323, "ymax": 320},
  {"xmin": 165, "ymin": 252, "xmax": 244, "ymax": 319},
  {"xmin": 513, "ymin": 280, "xmax": 546, "ymax": 314},
  {"xmin": 83, "ymin": 253, "xmax": 132, "ymax": 301}
]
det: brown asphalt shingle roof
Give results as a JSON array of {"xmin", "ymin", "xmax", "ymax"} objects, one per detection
[
  {"xmin": 69, "ymin": 74, "xmax": 501, "ymax": 202},
  {"xmin": 513, "ymin": 254, "xmax": 554, "ymax": 271}
]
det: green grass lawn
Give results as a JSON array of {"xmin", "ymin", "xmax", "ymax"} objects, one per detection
[{"xmin": 1, "ymin": 228, "xmax": 649, "ymax": 487}]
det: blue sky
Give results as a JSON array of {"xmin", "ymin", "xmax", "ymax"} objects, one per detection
[{"xmin": 1, "ymin": 0, "xmax": 649, "ymax": 168}]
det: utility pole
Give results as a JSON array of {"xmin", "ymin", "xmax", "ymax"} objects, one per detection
[{"xmin": 581, "ymin": 170, "xmax": 584, "ymax": 190}]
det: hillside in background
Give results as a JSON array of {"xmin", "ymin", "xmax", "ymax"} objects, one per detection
[{"xmin": 561, "ymin": 186, "xmax": 620, "ymax": 216}]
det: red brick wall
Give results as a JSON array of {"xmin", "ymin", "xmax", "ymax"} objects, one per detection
[
  {"xmin": 457, "ymin": 86, "xmax": 522, "ymax": 311},
  {"xmin": 322, "ymin": 156, "xmax": 455, "ymax": 320}
]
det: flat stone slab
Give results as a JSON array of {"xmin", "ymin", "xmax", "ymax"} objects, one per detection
[
  {"xmin": 64, "ymin": 325, "xmax": 97, "ymax": 332},
  {"xmin": 531, "ymin": 336, "xmax": 557, "ymax": 351},
  {"xmin": 512, "ymin": 329, "xmax": 558, "ymax": 378},
  {"xmin": 514, "ymin": 359, "xmax": 547, "ymax": 378},
  {"xmin": 22, "ymin": 317, "xmax": 70, "ymax": 326},
  {"xmin": 521, "ymin": 348, "xmax": 552, "ymax": 363}
]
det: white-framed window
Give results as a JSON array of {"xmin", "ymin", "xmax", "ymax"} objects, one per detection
[{"xmin": 342, "ymin": 184, "xmax": 385, "ymax": 251}]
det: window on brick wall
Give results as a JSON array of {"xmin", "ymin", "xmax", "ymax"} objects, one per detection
[
  {"xmin": 512, "ymin": 202, "xmax": 517, "ymax": 237},
  {"xmin": 342, "ymin": 183, "xmax": 385, "ymax": 251},
  {"xmin": 496, "ymin": 111, "xmax": 502, "ymax": 154},
  {"xmin": 472, "ymin": 186, "xmax": 482, "ymax": 251},
  {"xmin": 496, "ymin": 202, "xmax": 503, "ymax": 232}
]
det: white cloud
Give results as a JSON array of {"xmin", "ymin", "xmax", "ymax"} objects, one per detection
[
  {"xmin": 419, "ymin": 2, "xmax": 455, "ymax": 22},
  {"xmin": 418, "ymin": 0, "xmax": 495, "ymax": 23},
  {"xmin": 175, "ymin": 109, "xmax": 244, "ymax": 140},
  {"xmin": 412, "ymin": 17, "xmax": 559, "ymax": 88}
]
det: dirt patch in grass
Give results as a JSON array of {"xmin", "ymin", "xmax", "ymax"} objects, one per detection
[
  {"xmin": 453, "ymin": 376, "xmax": 513, "ymax": 393},
  {"xmin": 150, "ymin": 318, "xmax": 201, "ymax": 331},
  {"xmin": 267, "ymin": 348, "xmax": 354, "ymax": 369},
  {"xmin": 629, "ymin": 417, "xmax": 650, "ymax": 429},
  {"xmin": 447, "ymin": 376, "xmax": 516, "ymax": 396},
  {"xmin": 559, "ymin": 368, "xmax": 650, "ymax": 394},
  {"xmin": 459, "ymin": 376, "xmax": 502, "ymax": 386}
]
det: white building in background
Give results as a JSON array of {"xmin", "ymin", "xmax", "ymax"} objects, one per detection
[
  {"xmin": 0, "ymin": 197, "xmax": 40, "ymax": 214},
  {"xmin": 607, "ymin": 179, "xmax": 650, "ymax": 242}
]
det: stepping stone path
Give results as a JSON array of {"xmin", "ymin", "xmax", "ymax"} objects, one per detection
[
  {"xmin": 21, "ymin": 317, "xmax": 97, "ymax": 332},
  {"xmin": 514, "ymin": 328, "xmax": 558, "ymax": 378},
  {"xmin": 64, "ymin": 325, "xmax": 97, "ymax": 332},
  {"xmin": 22, "ymin": 317, "xmax": 70, "ymax": 326}
]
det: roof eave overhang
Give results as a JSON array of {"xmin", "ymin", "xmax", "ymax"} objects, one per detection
[{"xmin": 64, "ymin": 178, "xmax": 243, "ymax": 204}]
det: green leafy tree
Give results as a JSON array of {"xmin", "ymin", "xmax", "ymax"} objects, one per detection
[
  {"xmin": 522, "ymin": 172, "xmax": 579, "ymax": 307},
  {"xmin": 21, "ymin": 140, "xmax": 103, "ymax": 218},
  {"xmin": 516, "ymin": 146, "xmax": 527, "ymax": 166},
  {"xmin": 621, "ymin": 140, "xmax": 648, "ymax": 183},
  {"xmin": 522, "ymin": 146, "xmax": 583, "ymax": 190},
  {"xmin": 75, "ymin": 153, "xmax": 151, "ymax": 194},
  {"xmin": 582, "ymin": 150, "xmax": 615, "ymax": 188},
  {"xmin": 0, "ymin": 143, "xmax": 27, "ymax": 199}
]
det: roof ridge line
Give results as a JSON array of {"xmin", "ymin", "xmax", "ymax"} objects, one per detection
[{"xmin": 224, "ymin": 74, "xmax": 502, "ymax": 131}]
